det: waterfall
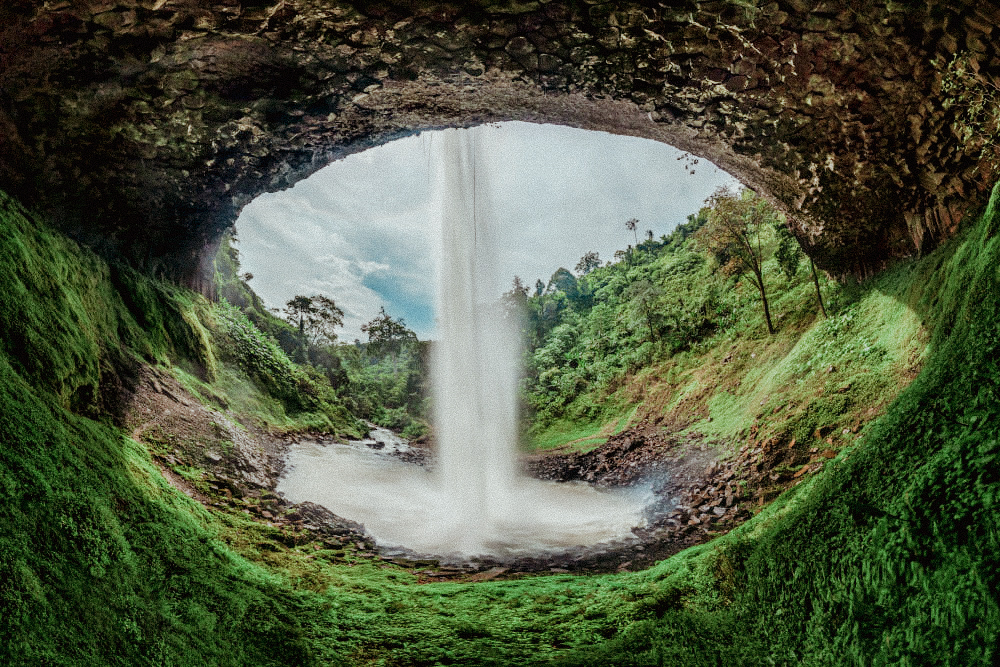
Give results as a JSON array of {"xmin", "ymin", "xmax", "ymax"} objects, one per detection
[
  {"xmin": 432, "ymin": 129, "xmax": 522, "ymax": 553},
  {"xmin": 279, "ymin": 126, "xmax": 648, "ymax": 562}
]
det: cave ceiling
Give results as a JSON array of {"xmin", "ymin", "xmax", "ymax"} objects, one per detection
[{"xmin": 1, "ymin": 0, "xmax": 997, "ymax": 287}]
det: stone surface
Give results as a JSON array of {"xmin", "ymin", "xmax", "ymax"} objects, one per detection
[{"xmin": 2, "ymin": 1, "xmax": 997, "ymax": 285}]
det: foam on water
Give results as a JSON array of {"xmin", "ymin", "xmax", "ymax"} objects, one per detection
[{"xmin": 278, "ymin": 439, "xmax": 648, "ymax": 559}]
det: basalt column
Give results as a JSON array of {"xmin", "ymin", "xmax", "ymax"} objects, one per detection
[{"xmin": 2, "ymin": 1, "xmax": 997, "ymax": 285}]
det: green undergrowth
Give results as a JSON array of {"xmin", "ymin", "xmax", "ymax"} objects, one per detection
[
  {"xmin": 3, "ymin": 183, "xmax": 1000, "ymax": 665},
  {"xmin": 525, "ymin": 220, "xmax": 927, "ymax": 462},
  {"xmin": 527, "ymin": 420, "xmax": 610, "ymax": 453},
  {"xmin": 552, "ymin": 186, "xmax": 1000, "ymax": 665},
  {"xmin": 689, "ymin": 265, "xmax": 927, "ymax": 450},
  {"xmin": 210, "ymin": 301, "xmax": 362, "ymax": 434},
  {"xmin": 519, "ymin": 204, "xmax": 845, "ymax": 450},
  {"xmin": 526, "ymin": 407, "xmax": 637, "ymax": 453},
  {"xmin": 0, "ymin": 360, "xmax": 323, "ymax": 665}
]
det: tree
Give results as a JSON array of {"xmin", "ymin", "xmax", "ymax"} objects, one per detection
[
  {"xmin": 625, "ymin": 218, "xmax": 639, "ymax": 247},
  {"xmin": 308, "ymin": 295, "xmax": 345, "ymax": 346},
  {"xmin": 774, "ymin": 220, "xmax": 826, "ymax": 318},
  {"xmin": 509, "ymin": 275, "xmax": 530, "ymax": 298},
  {"xmin": 283, "ymin": 294, "xmax": 345, "ymax": 359},
  {"xmin": 534, "ymin": 279, "xmax": 545, "ymax": 297},
  {"xmin": 698, "ymin": 186, "xmax": 778, "ymax": 334},
  {"xmin": 774, "ymin": 221, "xmax": 802, "ymax": 280},
  {"xmin": 809, "ymin": 259, "xmax": 828, "ymax": 318},
  {"xmin": 624, "ymin": 279, "xmax": 663, "ymax": 342},
  {"xmin": 575, "ymin": 251, "xmax": 601, "ymax": 276},
  {"xmin": 548, "ymin": 267, "xmax": 578, "ymax": 299},
  {"xmin": 664, "ymin": 209, "xmax": 710, "ymax": 249},
  {"xmin": 502, "ymin": 276, "xmax": 530, "ymax": 321},
  {"xmin": 361, "ymin": 306, "xmax": 417, "ymax": 357}
]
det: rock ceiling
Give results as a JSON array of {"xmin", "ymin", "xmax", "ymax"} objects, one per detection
[{"xmin": 1, "ymin": 1, "xmax": 997, "ymax": 287}]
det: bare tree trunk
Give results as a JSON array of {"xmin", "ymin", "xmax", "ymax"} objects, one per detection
[
  {"xmin": 760, "ymin": 288, "xmax": 775, "ymax": 334},
  {"xmin": 810, "ymin": 259, "xmax": 827, "ymax": 318},
  {"xmin": 754, "ymin": 270, "xmax": 775, "ymax": 334}
]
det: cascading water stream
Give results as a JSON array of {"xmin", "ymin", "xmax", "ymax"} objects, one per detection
[
  {"xmin": 277, "ymin": 127, "xmax": 650, "ymax": 561},
  {"xmin": 432, "ymin": 130, "xmax": 521, "ymax": 553}
]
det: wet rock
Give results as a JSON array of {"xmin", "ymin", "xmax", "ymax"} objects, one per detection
[{"xmin": 283, "ymin": 501, "xmax": 367, "ymax": 538}]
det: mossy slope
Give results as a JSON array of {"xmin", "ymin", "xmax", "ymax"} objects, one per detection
[
  {"xmin": 0, "ymin": 192, "xmax": 340, "ymax": 665},
  {"xmin": 2, "ymin": 185, "xmax": 1000, "ymax": 666},
  {"xmin": 554, "ymin": 187, "xmax": 1000, "ymax": 665}
]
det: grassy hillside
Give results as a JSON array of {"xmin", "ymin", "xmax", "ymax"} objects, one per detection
[
  {"xmin": 520, "ymin": 200, "xmax": 926, "ymax": 476},
  {"xmin": 1, "ymin": 184, "xmax": 998, "ymax": 665},
  {"xmin": 554, "ymin": 186, "xmax": 1000, "ymax": 665}
]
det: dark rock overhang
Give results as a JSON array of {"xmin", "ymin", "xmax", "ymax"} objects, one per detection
[{"xmin": 1, "ymin": 0, "xmax": 996, "ymax": 288}]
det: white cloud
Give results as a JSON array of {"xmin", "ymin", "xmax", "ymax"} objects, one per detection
[{"xmin": 235, "ymin": 122, "xmax": 739, "ymax": 340}]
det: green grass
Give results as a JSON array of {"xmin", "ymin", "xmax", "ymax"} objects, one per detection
[
  {"xmin": 525, "ymin": 420, "xmax": 609, "ymax": 452},
  {"xmin": 690, "ymin": 267, "xmax": 927, "ymax": 449},
  {"xmin": 527, "ymin": 214, "xmax": 928, "ymax": 460},
  {"xmin": 3, "ymin": 184, "xmax": 1000, "ymax": 666},
  {"xmin": 552, "ymin": 185, "xmax": 1000, "ymax": 665}
]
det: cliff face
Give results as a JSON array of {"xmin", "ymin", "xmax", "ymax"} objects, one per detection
[{"xmin": 2, "ymin": 1, "xmax": 997, "ymax": 285}]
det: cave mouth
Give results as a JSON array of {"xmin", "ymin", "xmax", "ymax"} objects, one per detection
[{"xmin": 231, "ymin": 122, "xmax": 739, "ymax": 566}]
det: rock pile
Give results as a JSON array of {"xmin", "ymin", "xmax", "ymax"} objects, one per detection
[
  {"xmin": 525, "ymin": 426, "xmax": 705, "ymax": 487},
  {"xmin": 637, "ymin": 459, "xmax": 752, "ymax": 541}
]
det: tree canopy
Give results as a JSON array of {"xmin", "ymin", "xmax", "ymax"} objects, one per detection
[
  {"xmin": 361, "ymin": 307, "xmax": 417, "ymax": 357},
  {"xmin": 575, "ymin": 251, "xmax": 601, "ymax": 276},
  {"xmin": 283, "ymin": 294, "xmax": 344, "ymax": 347}
]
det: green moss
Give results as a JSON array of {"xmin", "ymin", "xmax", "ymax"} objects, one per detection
[
  {"xmin": 3, "ymin": 182, "xmax": 1000, "ymax": 666},
  {"xmin": 0, "ymin": 353, "xmax": 326, "ymax": 665}
]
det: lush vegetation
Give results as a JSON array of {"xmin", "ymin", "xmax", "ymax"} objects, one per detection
[
  {"xmin": 337, "ymin": 334, "xmax": 430, "ymax": 439},
  {"xmin": 552, "ymin": 186, "xmax": 1000, "ymax": 666},
  {"xmin": 0, "ymin": 191, "xmax": 338, "ymax": 664},
  {"xmin": 2, "ymin": 180, "xmax": 999, "ymax": 666},
  {"xmin": 214, "ymin": 231, "xmax": 430, "ymax": 437},
  {"xmin": 516, "ymin": 192, "xmax": 854, "ymax": 452}
]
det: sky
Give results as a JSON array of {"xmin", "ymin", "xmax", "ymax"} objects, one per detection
[{"xmin": 234, "ymin": 121, "xmax": 739, "ymax": 341}]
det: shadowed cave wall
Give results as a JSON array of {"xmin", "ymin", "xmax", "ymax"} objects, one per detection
[{"xmin": 1, "ymin": 0, "xmax": 998, "ymax": 288}]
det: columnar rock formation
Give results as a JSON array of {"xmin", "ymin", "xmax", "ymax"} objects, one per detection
[{"xmin": 1, "ymin": 1, "xmax": 997, "ymax": 286}]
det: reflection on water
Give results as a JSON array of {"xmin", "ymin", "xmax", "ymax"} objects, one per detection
[{"xmin": 277, "ymin": 438, "xmax": 650, "ymax": 560}]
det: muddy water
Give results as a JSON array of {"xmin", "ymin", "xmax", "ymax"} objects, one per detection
[{"xmin": 277, "ymin": 433, "xmax": 651, "ymax": 560}]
